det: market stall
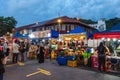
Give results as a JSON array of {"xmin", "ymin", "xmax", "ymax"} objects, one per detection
[
  {"xmin": 92, "ymin": 23, "xmax": 120, "ymax": 71},
  {"xmin": 57, "ymin": 26, "xmax": 93, "ymax": 66},
  {"xmin": 59, "ymin": 26, "xmax": 87, "ymax": 48}
]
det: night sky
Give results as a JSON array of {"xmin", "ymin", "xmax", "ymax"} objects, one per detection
[{"xmin": 0, "ymin": 0, "xmax": 120, "ymax": 27}]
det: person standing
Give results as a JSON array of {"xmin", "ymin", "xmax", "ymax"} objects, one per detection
[
  {"xmin": 49, "ymin": 45, "xmax": 52, "ymax": 61},
  {"xmin": 3, "ymin": 42, "xmax": 10, "ymax": 57},
  {"xmin": 19, "ymin": 41, "xmax": 25, "ymax": 62},
  {"xmin": 38, "ymin": 44, "xmax": 45, "ymax": 63},
  {"xmin": 12, "ymin": 40, "xmax": 20, "ymax": 63},
  {"xmin": 0, "ymin": 44, "xmax": 5, "ymax": 80},
  {"xmin": 97, "ymin": 42, "xmax": 106, "ymax": 72}
]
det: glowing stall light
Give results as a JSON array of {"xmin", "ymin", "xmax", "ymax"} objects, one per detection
[
  {"xmin": 107, "ymin": 38, "xmax": 110, "ymax": 41},
  {"xmin": 42, "ymin": 39, "xmax": 45, "ymax": 42},
  {"xmin": 91, "ymin": 48, "xmax": 94, "ymax": 53},
  {"xmin": 48, "ymin": 33, "xmax": 51, "ymax": 37},
  {"xmin": 49, "ymin": 38, "xmax": 51, "ymax": 40},
  {"xmin": 113, "ymin": 38, "xmax": 116, "ymax": 41},
  {"xmin": 80, "ymin": 36, "xmax": 84, "ymax": 39},
  {"xmin": 118, "ymin": 40, "xmax": 120, "ymax": 42},
  {"xmin": 57, "ymin": 38, "xmax": 62, "ymax": 42},
  {"xmin": 29, "ymin": 34, "xmax": 35, "ymax": 38},
  {"xmin": 61, "ymin": 40, "xmax": 64, "ymax": 42},
  {"xmin": 101, "ymin": 38, "xmax": 105, "ymax": 40},
  {"xmin": 67, "ymin": 31, "xmax": 69, "ymax": 32}
]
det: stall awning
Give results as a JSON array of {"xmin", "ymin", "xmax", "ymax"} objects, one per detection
[
  {"xmin": 106, "ymin": 23, "xmax": 120, "ymax": 32},
  {"xmin": 94, "ymin": 32, "xmax": 120, "ymax": 39},
  {"xmin": 51, "ymin": 29, "xmax": 59, "ymax": 38},
  {"xmin": 67, "ymin": 26, "xmax": 85, "ymax": 34},
  {"xmin": 13, "ymin": 32, "xmax": 24, "ymax": 38}
]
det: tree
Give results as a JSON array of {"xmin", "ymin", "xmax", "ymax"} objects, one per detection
[
  {"xmin": 73, "ymin": 17, "xmax": 120, "ymax": 30},
  {"xmin": 73, "ymin": 17, "xmax": 97, "ymax": 24},
  {"xmin": 106, "ymin": 17, "xmax": 120, "ymax": 29},
  {"xmin": 0, "ymin": 16, "xmax": 17, "ymax": 36}
]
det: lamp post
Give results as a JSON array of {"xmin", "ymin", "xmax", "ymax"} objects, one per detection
[
  {"xmin": 57, "ymin": 19, "xmax": 62, "ymax": 40},
  {"xmin": 57, "ymin": 19, "xmax": 61, "ymax": 33},
  {"xmin": 57, "ymin": 19, "xmax": 62, "ymax": 49}
]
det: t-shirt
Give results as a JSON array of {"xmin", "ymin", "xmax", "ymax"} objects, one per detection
[{"xmin": 12, "ymin": 43, "xmax": 20, "ymax": 53}]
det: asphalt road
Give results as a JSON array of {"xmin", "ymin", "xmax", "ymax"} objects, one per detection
[{"xmin": 4, "ymin": 59, "xmax": 120, "ymax": 80}]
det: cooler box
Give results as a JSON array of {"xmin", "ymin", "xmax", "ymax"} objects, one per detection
[
  {"xmin": 67, "ymin": 60, "xmax": 77, "ymax": 67},
  {"xmin": 57, "ymin": 56, "xmax": 67, "ymax": 65},
  {"xmin": 91, "ymin": 55, "xmax": 98, "ymax": 68}
]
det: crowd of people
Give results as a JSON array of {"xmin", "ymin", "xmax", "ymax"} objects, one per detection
[
  {"xmin": 0, "ymin": 39, "xmax": 50, "ymax": 80},
  {"xmin": 0, "ymin": 38, "xmax": 120, "ymax": 80}
]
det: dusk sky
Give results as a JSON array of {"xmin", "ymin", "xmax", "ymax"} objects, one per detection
[{"xmin": 0, "ymin": 0, "xmax": 120, "ymax": 27}]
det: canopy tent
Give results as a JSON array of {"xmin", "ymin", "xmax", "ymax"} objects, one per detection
[
  {"xmin": 63, "ymin": 33, "xmax": 85, "ymax": 40},
  {"xmin": 94, "ymin": 32, "xmax": 120, "ymax": 39},
  {"xmin": 61, "ymin": 26, "xmax": 86, "ymax": 41},
  {"xmin": 86, "ymin": 32, "xmax": 93, "ymax": 39},
  {"xmin": 67, "ymin": 26, "xmax": 97, "ymax": 39},
  {"xmin": 87, "ymin": 30, "xmax": 99, "ymax": 39},
  {"xmin": 13, "ymin": 32, "xmax": 24, "ymax": 38},
  {"xmin": 106, "ymin": 23, "xmax": 120, "ymax": 32},
  {"xmin": 67, "ymin": 26, "xmax": 85, "ymax": 34},
  {"xmin": 93, "ymin": 23, "xmax": 120, "ymax": 39},
  {"xmin": 92, "ymin": 30, "xmax": 100, "ymax": 34},
  {"xmin": 51, "ymin": 29, "xmax": 59, "ymax": 38},
  {"xmin": 21, "ymin": 34, "xmax": 30, "ymax": 38}
]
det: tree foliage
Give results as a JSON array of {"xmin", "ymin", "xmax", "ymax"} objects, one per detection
[
  {"xmin": 106, "ymin": 17, "xmax": 120, "ymax": 29},
  {"xmin": 74, "ymin": 17, "xmax": 97, "ymax": 24},
  {"xmin": 74, "ymin": 17, "xmax": 120, "ymax": 30},
  {"xmin": 0, "ymin": 16, "xmax": 17, "ymax": 36}
]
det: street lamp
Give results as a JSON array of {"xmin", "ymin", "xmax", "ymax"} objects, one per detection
[
  {"xmin": 57, "ymin": 19, "xmax": 62, "ymax": 49},
  {"xmin": 57, "ymin": 19, "xmax": 61, "ymax": 33}
]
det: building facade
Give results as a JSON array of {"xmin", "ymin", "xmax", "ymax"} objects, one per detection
[
  {"xmin": 89, "ymin": 18, "xmax": 106, "ymax": 32},
  {"xmin": 16, "ymin": 16, "xmax": 96, "ymax": 38}
]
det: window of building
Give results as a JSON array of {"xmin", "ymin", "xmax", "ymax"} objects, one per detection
[
  {"xmin": 29, "ymin": 29, "xmax": 32, "ymax": 33},
  {"xmin": 71, "ymin": 25, "xmax": 74, "ymax": 30},
  {"xmin": 66, "ymin": 25, "xmax": 68, "ymax": 31},
  {"xmin": 69, "ymin": 25, "xmax": 71, "ymax": 31},
  {"xmin": 36, "ymin": 28, "xmax": 39, "ymax": 31},
  {"xmin": 55, "ymin": 25, "xmax": 58, "ymax": 31},
  {"xmin": 59, "ymin": 25, "xmax": 61, "ymax": 31},
  {"xmin": 46, "ymin": 27, "xmax": 48, "ymax": 30},
  {"xmin": 48, "ymin": 26, "xmax": 50, "ymax": 30},
  {"xmin": 32, "ymin": 28, "xmax": 36, "ymax": 32},
  {"xmin": 39, "ymin": 27, "xmax": 42, "ymax": 31},
  {"xmin": 51, "ymin": 26, "xmax": 54, "ymax": 29},
  {"xmin": 62, "ymin": 25, "xmax": 65, "ymax": 30},
  {"xmin": 42, "ymin": 27, "xmax": 45, "ymax": 30}
]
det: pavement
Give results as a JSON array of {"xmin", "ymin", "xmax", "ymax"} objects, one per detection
[{"xmin": 4, "ymin": 59, "xmax": 120, "ymax": 80}]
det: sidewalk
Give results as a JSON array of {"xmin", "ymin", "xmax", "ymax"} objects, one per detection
[
  {"xmin": 77, "ymin": 66, "xmax": 120, "ymax": 77},
  {"xmin": 6, "ymin": 58, "xmax": 120, "ymax": 77}
]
